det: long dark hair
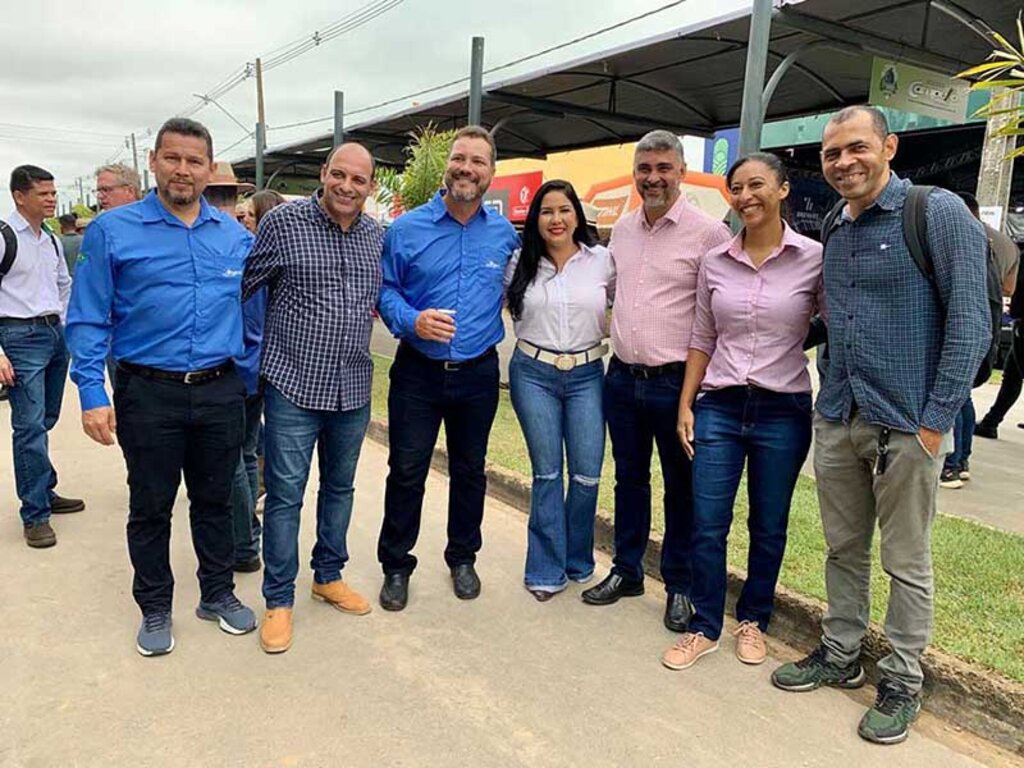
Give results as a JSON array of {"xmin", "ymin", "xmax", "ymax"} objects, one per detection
[
  {"xmin": 725, "ymin": 152, "xmax": 792, "ymax": 225},
  {"xmin": 507, "ymin": 179, "xmax": 594, "ymax": 321}
]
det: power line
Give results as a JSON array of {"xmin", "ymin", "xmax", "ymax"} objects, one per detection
[
  {"xmin": 266, "ymin": 0, "xmax": 689, "ymax": 134},
  {"xmin": 0, "ymin": 134, "xmax": 119, "ymax": 149},
  {"xmin": 0, "ymin": 122, "xmax": 126, "ymax": 139},
  {"xmin": 176, "ymin": 0, "xmax": 405, "ymax": 123}
]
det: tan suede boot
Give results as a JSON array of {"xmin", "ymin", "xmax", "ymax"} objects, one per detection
[
  {"xmin": 259, "ymin": 608, "xmax": 293, "ymax": 654},
  {"xmin": 311, "ymin": 580, "xmax": 372, "ymax": 615}
]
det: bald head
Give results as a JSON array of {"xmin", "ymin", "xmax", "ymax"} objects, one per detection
[{"xmin": 324, "ymin": 141, "xmax": 376, "ymax": 179}]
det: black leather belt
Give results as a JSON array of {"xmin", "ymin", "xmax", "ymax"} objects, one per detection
[
  {"xmin": 0, "ymin": 314, "xmax": 60, "ymax": 327},
  {"xmin": 610, "ymin": 355, "xmax": 684, "ymax": 379},
  {"xmin": 398, "ymin": 343, "xmax": 497, "ymax": 372},
  {"xmin": 118, "ymin": 360, "xmax": 234, "ymax": 385}
]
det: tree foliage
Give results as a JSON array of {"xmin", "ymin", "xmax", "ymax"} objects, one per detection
[
  {"xmin": 375, "ymin": 123, "xmax": 456, "ymax": 212},
  {"xmin": 957, "ymin": 13, "xmax": 1024, "ymax": 160}
]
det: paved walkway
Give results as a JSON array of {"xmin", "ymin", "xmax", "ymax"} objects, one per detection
[
  {"xmin": 372, "ymin": 318, "xmax": 1024, "ymax": 536},
  {"xmin": 0, "ymin": 392, "xmax": 1013, "ymax": 766}
]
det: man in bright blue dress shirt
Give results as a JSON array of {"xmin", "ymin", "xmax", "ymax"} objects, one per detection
[
  {"xmin": 66, "ymin": 117, "xmax": 257, "ymax": 657},
  {"xmin": 376, "ymin": 125, "xmax": 519, "ymax": 610}
]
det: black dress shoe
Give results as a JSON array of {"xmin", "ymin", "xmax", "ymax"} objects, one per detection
[
  {"xmin": 51, "ymin": 494, "xmax": 85, "ymax": 514},
  {"xmin": 664, "ymin": 592, "xmax": 695, "ymax": 633},
  {"xmin": 581, "ymin": 573, "xmax": 644, "ymax": 605},
  {"xmin": 973, "ymin": 422, "xmax": 998, "ymax": 439},
  {"xmin": 528, "ymin": 589, "xmax": 556, "ymax": 602},
  {"xmin": 379, "ymin": 573, "xmax": 409, "ymax": 611},
  {"xmin": 450, "ymin": 563, "xmax": 481, "ymax": 600},
  {"xmin": 233, "ymin": 556, "xmax": 262, "ymax": 573}
]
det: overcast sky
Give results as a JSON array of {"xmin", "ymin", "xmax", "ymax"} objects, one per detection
[{"xmin": 0, "ymin": 0, "xmax": 756, "ymax": 213}]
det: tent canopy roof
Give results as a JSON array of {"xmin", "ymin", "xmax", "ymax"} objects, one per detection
[{"xmin": 234, "ymin": 0, "xmax": 1014, "ymax": 180}]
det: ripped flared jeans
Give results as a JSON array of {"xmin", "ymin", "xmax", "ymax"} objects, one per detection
[{"xmin": 509, "ymin": 347, "xmax": 605, "ymax": 591}]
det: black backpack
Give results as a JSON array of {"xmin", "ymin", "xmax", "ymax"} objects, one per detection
[
  {"xmin": 0, "ymin": 219, "xmax": 17, "ymax": 289},
  {"xmin": 821, "ymin": 185, "xmax": 1002, "ymax": 388}
]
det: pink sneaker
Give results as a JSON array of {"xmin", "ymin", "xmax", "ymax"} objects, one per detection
[
  {"xmin": 733, "ymin": 621, "xmax": 766, "ymax": 665},
  {"xmin": 661, "ymin": 632, "xmax": 719, "ymax": 670}
]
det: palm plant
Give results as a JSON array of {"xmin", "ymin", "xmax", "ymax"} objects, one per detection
[
  {"xmin": 375, "ymin": 123, "xmax": 457, "ymax": 212},
  {"xmin": 957, "ymin": 14, "xmax": 1024, "ymax": 159}
]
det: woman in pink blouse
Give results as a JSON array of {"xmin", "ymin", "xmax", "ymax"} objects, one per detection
[{"xmin": 662, "ymin": 153, "xmax": 823, "ymax": 672}]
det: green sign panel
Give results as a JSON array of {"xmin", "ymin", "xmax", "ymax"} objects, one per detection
[{"xmin": 869, "ymin": 57, "xmax": 970, "ymax": 122}]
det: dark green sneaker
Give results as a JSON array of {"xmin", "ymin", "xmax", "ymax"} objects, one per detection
[
  {"xmin": 857, "ymin": 678, "xmax": 921, "ymax": 745},
  {"xmin": 771, "ymin": 645, "xmax": 866, "ymax": 692}
]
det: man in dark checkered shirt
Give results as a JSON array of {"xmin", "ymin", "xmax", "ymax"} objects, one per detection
[
  {"xmin": 771, "ymin": 107, "xmax": 990, "ymax": 746},
  {"xmin": 242, "ymin": 143, "xmax": 383, "ymax": 654}
]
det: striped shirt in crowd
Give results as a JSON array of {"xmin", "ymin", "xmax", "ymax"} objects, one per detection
[{"xmin": 608, "ymin": 194, "xmax": 732, "ymax": 366}]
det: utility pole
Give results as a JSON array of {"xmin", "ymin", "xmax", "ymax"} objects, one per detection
[
  {"xmin": 256, "ymin": 58, "xmax": 266, "ymax": 130},
  {"xmin": 77, "ymin": 177, "xmax": 85, "ymax": 207},
  {"xmin": 976, "ymin": 87, "xmax": 1019, "ymax": 230},
  {"xmin": 255, "ymin": 58, "xmax": 266, "ymax": 190},
  {"xmin": 130, "ymin": 133, "xmax": 139, "ymax": 177}
]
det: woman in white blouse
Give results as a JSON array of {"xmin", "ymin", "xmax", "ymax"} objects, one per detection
[{"xmin": 505, "ymin": 180, "xmax": 615, "ymax": 601}]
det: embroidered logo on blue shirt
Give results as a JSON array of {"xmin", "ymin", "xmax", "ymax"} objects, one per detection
[
  {"xmin": 223, "ymin": 268, "xmax": 243, "ymax": 277},
  {"xmin": 483, "ymin": 259, "xmax": 501, "ymax": 270}
]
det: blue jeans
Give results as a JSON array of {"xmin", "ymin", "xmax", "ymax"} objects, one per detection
[
  {"xmin": 509, "ymin": 349, "xmax": 604, "ymax": 591},
  {"xmin": 689, "ymin": 387, "xmax": 812, "ymax": 640},
  {"xmin": 231, "ymin": 393, "xmax": 264, "ymax": 564},
  {"xmin": 944, "ymin": 396, "xmax": 975, "ymax": 471},
  {"xmin": 261, "ymin": 383, "xmax": 370, "ymax": 608},
  {"xmin": 0, "ymin": 322, "xmax": 69, "ymax": 525},
  {"xmin": 604, "ymin": 357, "xmax": 693, "ymax": 594}
]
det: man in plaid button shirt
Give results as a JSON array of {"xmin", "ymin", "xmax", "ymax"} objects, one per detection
[
  {"xmin": 242, "ymin": 142, "xmax": 383, "ymax": 654},
  {"xmin": 771, "ymin": 106, "xmax": 990, "ymax": 746}
]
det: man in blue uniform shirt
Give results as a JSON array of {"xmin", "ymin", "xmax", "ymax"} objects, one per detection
[
  {"xmin": 66, "ymin": 117, "xmax": 257, "ymax": 657},
  {"xmin": 377, "ymin": 125, "xmax": 519, "ymax": 610}
]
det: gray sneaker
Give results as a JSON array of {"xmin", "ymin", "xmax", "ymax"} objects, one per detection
[
  {"xmin": 24, "ymin": 522, "xmax": 56, "ymax": 549},
  {"xmin": 136, "ymin": 612, "xmax": 174, "ymax": 657},
  {"xmin": 196, "ymin": 593, "xmax": 257, "ymax": 635}
]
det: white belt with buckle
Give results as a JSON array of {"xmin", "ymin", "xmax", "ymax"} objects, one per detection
[{"xmin": 516, "ymin": 340, "xmax": 609, "ymax": 371}]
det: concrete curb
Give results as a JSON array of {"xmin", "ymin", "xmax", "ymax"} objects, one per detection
[{"xmin": 365, "ymin": 418, "xmax": 1024, "ymax": 755}]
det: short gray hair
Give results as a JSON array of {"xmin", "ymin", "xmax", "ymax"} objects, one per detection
[
  {"xmin": 95, "ymin": 163, "xmax": 141, "ymax": 193},
  {"xmin": 634, "ymin": 130, "xmax": 684, "ymax": 162}
]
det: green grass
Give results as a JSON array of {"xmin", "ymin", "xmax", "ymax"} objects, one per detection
[{"xmin": 370, "ymin": 355, "xmax": 1024, "ymax": 683}]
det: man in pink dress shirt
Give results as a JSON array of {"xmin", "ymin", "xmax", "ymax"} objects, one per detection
[{"xmin": 581, "ymin": 130, "xmax": 732, "ymax": 632}]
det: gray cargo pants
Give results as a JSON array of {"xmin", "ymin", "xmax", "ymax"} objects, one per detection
[{"xmin": 813, "ymin": 412, "xmax": 949, "ymax": 693}]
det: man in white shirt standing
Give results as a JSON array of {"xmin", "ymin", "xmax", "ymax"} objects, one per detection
[{"xmin": 0, "ymin": 165, "xmax": 84, "ymax": 549}]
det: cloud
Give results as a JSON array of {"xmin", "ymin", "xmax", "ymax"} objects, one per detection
[{"xmin": 1, "ymin": 0, "xmax": 751, "ymax": 211}]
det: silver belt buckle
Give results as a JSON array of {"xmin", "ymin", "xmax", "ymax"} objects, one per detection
[
  {"xmin": 554, "ymin": 354, "xmax": 576, "ymax": 372},
  {"xmin": 183, "ymin": 370, "xmax": 199, "ymax": 384}
]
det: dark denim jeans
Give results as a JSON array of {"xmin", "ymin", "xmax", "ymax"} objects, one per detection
[
  {"xmin": 944, "ymin": 396, "xmax": 975, "ymax": 471},
  {"xmin": 231, "ymin": 393, "xmax": 264, "ymax": 564},
  {"xmin": 509, "ymin": 349, "xmax": 603, "ymax": 591},
  {"xmin": 378, "ymin": 345, "xmax": 499, "ymax": 576},
  {"xmin": 0, "ymin": 322, "xmax": 68, "ymax": 525},
  {"xmin": 115, "ymin": 366, "xmax": 244, "ymax": 614},
  {"xmin": 689, "ymin": 386, "xmax": 812, "ymax": 640},
  {"xmin": 261, "ymin": 383, "xmax": 370, "ymax": 608},
  {"xmin": 604, "ymin": 357, "xmax": 693, "ymax": 594}
]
